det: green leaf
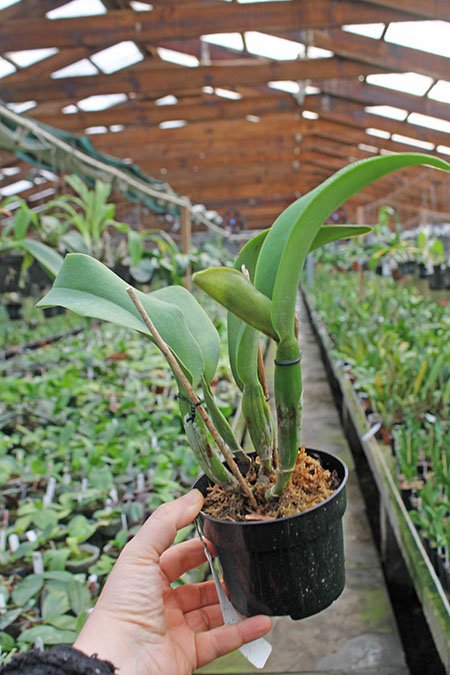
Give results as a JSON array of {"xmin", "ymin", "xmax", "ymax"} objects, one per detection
[
  {"xmin": 18, "ymin": 625, "xmax": 77, "ymax": 646},
  {"xmin": 32, "ymin": 510, "xmax": 59, "ymax": 530},
  {"xmin": 128, "ymin": 229, "xmax": 143, "ymax": 267},
  {"xmin": 309, "ymin": 225, "xmax": 372, "ymax": 252},
  {"xmin": 47, "ymin": 614, "xmax": 78, "ymax": 630},
  {"xmin": 37, "ymin": 254, "xmax": 205, "ymax": 386},
  {"xmin": 68, "ymin": 580, "xmax": 91, "ymax": 616},
  {"xmin": 193, "ymin": 267, "xmax": 277, "ymax": 341},
  {"xmin": 0, "ymin": 631, "xmax": 15, "ymax": 652},
  {"xmin": 67, "ymin": 515, "xmax": 96, "ymax": 543},
  {"xmin": 153, "ymin": 285, "xmax": 220, "ymax": 384},
  {"xmin": 18, "ymin": 240, "xmax": 63, "ymax": 277},
  {"xmin": 42, "ymin": 588, "xmax": 70, "ymax": 621},
  {"xmin": 0, "ymin": 608, "xmax": 23, "ymax": 631},
  {"xmin": 255, "ymin": 153, "xmax": 450, "ymax": 341},
  {"xmin": 12, "ymin": 575, "xmax": 43, "ymax": 606}
]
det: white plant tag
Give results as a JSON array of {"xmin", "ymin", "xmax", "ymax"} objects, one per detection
[
  {"xmin": 8, "ymin": 534, "xmax": 19, "ymax": 553},
  {"xmin": 43, "ymin": 476, "xmax": 56, "ymax": 507},
  {"xmin": 26, "ymin": 530, "xmax": 37, "ymax": 543},
  {"xmin": 362, "ymin": 422, "xmax": 381, "ymax": 441},
  {"xmin": 32, "ymin": 551, "xmax": 44, "ymax": 574},
  {"xmin": 199, "ymin": 535, "xmax": 272, "ymax": 670}
]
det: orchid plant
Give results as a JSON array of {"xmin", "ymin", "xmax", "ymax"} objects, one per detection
[{"xmin": 38, "ymin": 154, "xmax": 450, "ymax": 506}]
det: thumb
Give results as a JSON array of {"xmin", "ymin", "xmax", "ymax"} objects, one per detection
[{"xmin": 124, "ymin": 490, "xmax": 204, "ymax": 561}]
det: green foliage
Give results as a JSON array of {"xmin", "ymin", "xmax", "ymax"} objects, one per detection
[{"xmin": 38, "ymin": 154, "xmax": 450, "ymax": 499}]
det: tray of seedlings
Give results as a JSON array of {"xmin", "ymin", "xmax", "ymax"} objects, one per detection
[
  {"xmin": 0, "ymin": 317, "xmax": 238, "ymax": 660},
  {"xmin": 303, "ymin": 269, "xmax": 449, "ymax": 668}
]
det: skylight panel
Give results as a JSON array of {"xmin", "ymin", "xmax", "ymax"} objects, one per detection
[
  {"xmin": 130, "ymin": 1, "xmax": 152, "ymax": 10},
  {"xmin": 47, "ymin": 0, "xmax": 106, "ymax": 19},
  {"xmin": 0, "ymin": 57, "xmax": 16, "ymax": 79},
  {"xmin": 62, "ymin": 104, "xmax": 78, "ymax": 114},
  {"xmin": 408, "ymin": 113, "xmax": 450, "ymax": 134},
  {"xmin": 342, "ymin": 24, "xmax": 385, "ymax": 39},
  {"xmin": 29, "ymin": 188, "xmax": 56, "ymax": 202},
  {"xmin": 428, "ymin": 80, "xmax": 450, "ymax": 104},
  {"xmin": 91, "ymin": 42, "xmax": 143, "ymax": 74},
  {"xmin": 157, "ymin": 48, "xmax": 199, "ymax": 68},
  {"xmin": 268, "ymin": 81, "xmax": 321, "ymax": 95},
  {"xmin": 366, "ymin": 73, "xmax": 433, "ymax": 97},
  {"xmin": 85, "ymin": 126, "xmax": 108, "ymax": 134},
  {"xmin": 6, "ymin": 48, "xmax": 59, "ymax": 68},
  {"xmin": 201, "ymin": 33, "xmax": 244, "ymax": 51},
  {"xmin": 155, "ymin": 95, "xmax": 177, "ymax": 106},
  {"xmin": 215, "ymin": 88, "xmax": 241, "ymax": 100},
  {"xmin": 110, "ymin": 124, "xmax": 125, "ymax": 133},
  {"xmin": 437, "ymin": 145, "xmax": 450, "ymax": 156},
  {"xmin": 0, "ymin": 0, "xmax": 20, "ymax": 9},
  {"xmin": 391, "ymin": 134, "xmax": 434, "ymax": 150},
  {"xmin": 365, "ymin": 105, "xmax": 408, "ymax": 121},
  {"xmin": 384, "ymin": 21, "xmax": 450, "ymax": 58},
  {"xmin": 366, "ymin": 128, "xmax": 390, "ymax": 139},
  {"xmin": 302, "ymin": 110, "xmax": 319, "ymax": 120},
  {"xmin": 159, "ymin": 120, "xmax": 187, "ymax": 129},
  {"xmin": 307, "ymin": 46, "xmax": 333, "ymax": 59},
  {"xmin": 1, "ymin": 167, "xmax": 20, "ymax": 177},
  {"xmin": 245, "ymin": 32, "xmax": 303, "ymax": 60},
  {"xmin": 77, "ymin": 93, "xmax": 128, "ymax": 111},
  {"xmin": 268, "ymin": 81, "xmax": 299, "ymax": 94},
  {"xmin": 51, "ymin": 58, "xmax": 98, "ymax": 78},
  {"xmin": 0, "ymin": 180, "xmax": 33, "ymax": 197},
  {"xmin": 7, "ymin": 101, "xmax": 36, "ymax": 113},
  {"xmin": 358, "ymin": 143, "xmax": 378, "ymax": 153}
]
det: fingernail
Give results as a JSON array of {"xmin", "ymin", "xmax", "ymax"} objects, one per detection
[{"xmin": 186, "ymin": 489, "xmax": 203, "ymax": 505}]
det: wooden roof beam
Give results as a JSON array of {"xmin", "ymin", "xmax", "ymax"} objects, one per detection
[
  {"xmin": 0, "ymin": 58, "xmax": 383, "ymax": 103},
  {"xmin": 311, "ymin": 28, "xmax": 449, "ymax": 82},
  {"xmin": 316, "ymin": 80, "xmax": 450, "ymax": 123},
  {"xmin": 0, "ymin": 1, "xmax": 416, "ymax": 52},
  {"xmin": 360, "ymin": 0, "xmax": 450, "ymax": 22}
]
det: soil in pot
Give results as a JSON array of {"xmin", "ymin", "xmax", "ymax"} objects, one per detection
[
  {"xmin": 66, "ymin": 543, "xmax": 100, "ymax": 572},
  {"xmin": 195, "ymin": 448, "xmax": 347, "ymax": 620}
]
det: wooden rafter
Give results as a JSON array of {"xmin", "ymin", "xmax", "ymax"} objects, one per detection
[{"xmin": 0, "ymin": 1, "xmax": 418, "ymax": 52}]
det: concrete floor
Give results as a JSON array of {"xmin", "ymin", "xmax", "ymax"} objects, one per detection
[{"xmin": 197, "ymin": 299, "xmax": 409, "ymax": 675}]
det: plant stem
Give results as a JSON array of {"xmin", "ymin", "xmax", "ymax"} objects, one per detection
[
  {"xmin": 257, "ymin": 341, "xmax": 270, "ymax": 401},
  {"xmin": 127, "ymin": 287, "xmax": 257, "ymax": 509}
]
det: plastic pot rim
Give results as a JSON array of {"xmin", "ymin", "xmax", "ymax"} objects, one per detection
[{"xmin": 196, "ymin": 448, "xmax": 348, "ymax": 527}]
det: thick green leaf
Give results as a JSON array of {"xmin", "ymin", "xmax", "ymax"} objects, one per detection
[
  {"xmin": 37, "ymin": 254, "xmax": 205, "ymax": 386},
  {"xmin": 17, "ymin": 240, "xmax": 63, "ymax": 278},
  {"xmin": 42, "ymin": 588, "xmax": 70, "ymax": 621},
  {"xmin": 309, "ymin": 225, "xmax": 371, "ymax": 251},
  {"xmin": 255, "ymin": 153, "xmax": 450, "ymax": 340},
  {"xmin": 193, "ymin": 267, "xmax": 277, "ymax": 341},
  {"xmin": 18, "ymin": 625, "xmax": 77, "ymax": 645},
  {"xmin": 68, "ymin": 580, "xmax": 91, "ymax": 616},
  {"xmin": 12, "ymin": 575, "xmax": 43, "ymax": 606},
  {"xmin": 153, "ymin": 285, "xmax": 220, "ymax": 384}
]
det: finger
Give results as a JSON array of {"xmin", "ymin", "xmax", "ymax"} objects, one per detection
[
  {"xmin": 161, "ymin": 538, "xmax": 213, "ymax": 583},
  {"xmin": 124, "ymin": 490, "xmax": 204, "ymax": 561},
  {"xmin": 196, "ymin": 615, "xmax": 272, "ymax": 667},
  {"xmin": 173, "ymin": 580, "xmax": 219, "ymax": 613},
  {"xmin": 185, "ymin": 603, "xmax": 223, "ymax": 633}
]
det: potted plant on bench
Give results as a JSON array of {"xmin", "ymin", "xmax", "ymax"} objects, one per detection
[{"xmin": 37, "ymin": 153, "xmax": 450, "ymax": 620}]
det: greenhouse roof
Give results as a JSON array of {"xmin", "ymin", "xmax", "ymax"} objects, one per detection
[{"xmin": 0, "ymin": 0, "xmax": 449, "ymax": 229}]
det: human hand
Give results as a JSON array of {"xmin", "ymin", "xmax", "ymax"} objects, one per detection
[{"xmin": 74, "ymin": 490, "xmax": 272, "ymax": 675}]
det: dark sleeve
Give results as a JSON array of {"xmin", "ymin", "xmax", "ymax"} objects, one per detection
[{"xmin": 0, "ymin": 645, "xmax": 116, "ymax": 675}]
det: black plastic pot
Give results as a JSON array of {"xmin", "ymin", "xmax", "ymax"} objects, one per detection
[
  {"xmin": 194, "ymin": 448, "xmax": 347, "ymax": 620},
  {"xmin": 429, "ymin": 265, "xmax": 445, "ymax": 290}
]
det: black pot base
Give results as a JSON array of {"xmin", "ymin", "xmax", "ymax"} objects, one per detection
[{"xmin": 195, "ymin": 448, "xmax": 348, "ymax": 620}]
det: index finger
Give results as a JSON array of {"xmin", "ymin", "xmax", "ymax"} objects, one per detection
[{"xmin": 125, "ymin": 490, "xmax": 204, "ymax": 562}]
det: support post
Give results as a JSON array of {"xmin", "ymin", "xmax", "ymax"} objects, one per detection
[{"xmin": 181, "ymin": 203, "xmax": 192, "ymax": 288}]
